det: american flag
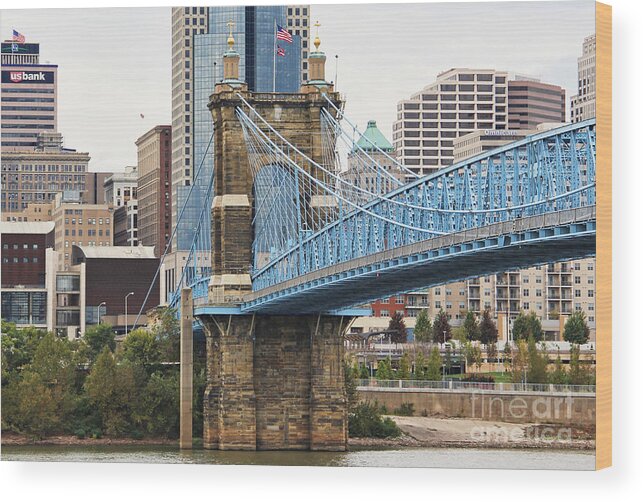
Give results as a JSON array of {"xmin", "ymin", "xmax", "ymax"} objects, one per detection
[
  {"xmin": 276, "ymin": 46, "xmax": 285, "ymax": 57},
  {"xmin": 12, "ymin": 30, "xmax": 25, "ymax": 44},
  {"xmin": 276, "ymin": 25, "xmax": 292, "ymax": 43}
]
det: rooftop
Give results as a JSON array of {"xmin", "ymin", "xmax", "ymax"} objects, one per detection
[
  {"xmin": 73, "ymin": 245, "xmax": 156, "ymax": 260},
  {"xmin": 0, "ymin": 221, "xmax": 55, "ymax": 235},
  {"xmin": 355, "ymin": 120, "xmax": 393, "ymax": 152}
]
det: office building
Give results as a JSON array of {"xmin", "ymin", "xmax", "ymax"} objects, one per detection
[
  {"xmin": 2, "ymin": 200, "xmax": 53, "ymax": 222},
  {"xmin": 508, "ymin": 78, "xmax": 565, "ymax": 129},
  {"xmin": 42, "ymin": 245, "xmax": 159, "ymax": 337},
  {"xmin": 286, "ymin": 5, "xmax": 311, "ymax": 83},
  {"xmin": 113, "ymin": 200, "xmax": 138, "ymax": 247},
  {"xmin": 0, "ymin": 221, "xmax": 54, "ymax": 328},
  {"xmin": 136, "ymin": 125, "xmax": 172, "ymax": 256},
  {"xmin": 570, "ymin": 34, "xmax": 596, "ymax": 123},
  {"xmin": 341, "ymin": 120, "xmax": 405, "ymax": 194},
  {"xmin": 1, "ymin": 38, "xmax": 58, "ymax": 151},
  {"xmin": 103, "ymin": 166, "xmax": 138, "ymax": 208},
  {"xmin": 82, "ymin": 171, "xmax": 112, "ymax": 204},
  {"xmin": 70, "ymin": 245, "xmax": 159, "ymax": 334},
  {"xmin": 393, "ymin": 68, "xmax": 509, "ymax": 177},
  {"xmin": 1, "ymin": 132, "xmax": 90, "ymax": 212},
  {"xmin": 52, "ymin": 191, "xmax": 114, "ymax": 270},
  {"xmin": 452, "ymin": 122, "xmax": 565, "ymax": 162},
  {"xmin": 453, "ymin": 129, "xmax": 528, "ymax": 162},
  {"xmin": 171, "ymin": 6, "xmax": 302, "ymax": 250}
]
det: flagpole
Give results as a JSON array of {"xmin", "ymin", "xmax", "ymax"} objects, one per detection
[{"xmin": 273, "ymin": 18, "xmax": 277, "ymax": 93}]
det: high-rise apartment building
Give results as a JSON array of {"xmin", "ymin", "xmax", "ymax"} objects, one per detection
[
  {"xmin": 508, "ymin": 78, "xmax": 566, "ymax": 129},
  {"xmin": 393, "ymin": 68, "xmax": 509, "ymax": 177},
  {"xmin": 1, "ymin": 132, "xmax": 89, "ymax": 212},
  {"xmin": 1, "ymin": 39, "xmax": 58, "ymax": 151},
  {"xmin": 570, "ymin": 34, "xmax": 596, "ymax": 123},
  {"xmin": 370, "ymin": 258, "xmax": 596, "ymax": 342},
  {"xmin": 171, "ymin": 6, "xmax": 304, "ymax": 250},
  {"xmin": 136, "ymin": 125, "xmax": 172, "ymax": 257}
]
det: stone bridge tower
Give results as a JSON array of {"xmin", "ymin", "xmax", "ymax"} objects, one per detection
[{"xmin": 197, "ymin": 27, "xmax": 350, "ymax": 451}]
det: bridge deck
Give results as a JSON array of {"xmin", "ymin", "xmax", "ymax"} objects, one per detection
[{"xmin": 241, "ymin": 206, "xmax": 595, "ymax": 313}]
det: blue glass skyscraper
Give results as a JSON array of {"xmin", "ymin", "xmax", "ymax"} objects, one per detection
[{"xmin": 175, "ymin": 5, "xmax": 301, "ymax": 251}]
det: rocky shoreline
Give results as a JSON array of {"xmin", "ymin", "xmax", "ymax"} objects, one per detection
[{"xmin": 2, "ymin": 417, "xmax": 595, "ymax": 451}]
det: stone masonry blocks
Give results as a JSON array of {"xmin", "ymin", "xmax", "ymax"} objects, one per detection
[{"xmin": 201, "ymin": 314, "xmax": 348, "ymax": 451}]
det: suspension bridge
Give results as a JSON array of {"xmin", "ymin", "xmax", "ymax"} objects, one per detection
[
  {"xmin": 164, "ymin": 104, "xmax": 595, "ymax": 316},
  {"xmin": 133, "ymin": 34, "xmax": 596, "ymax": 452}
]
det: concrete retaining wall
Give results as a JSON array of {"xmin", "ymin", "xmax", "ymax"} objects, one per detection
[{"xmin": 358, "ymin": 389, "xmax": 595, "ymax": 426}]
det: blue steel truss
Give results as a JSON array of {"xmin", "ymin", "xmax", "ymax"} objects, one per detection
[{"xmin": 165, "ymin": 97, "xmax": 596, "ymax": 317}]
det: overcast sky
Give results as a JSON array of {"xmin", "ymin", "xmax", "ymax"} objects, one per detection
[{"xmin": 1, "ymin": 1, "xmax": 595, "ymax": 172}]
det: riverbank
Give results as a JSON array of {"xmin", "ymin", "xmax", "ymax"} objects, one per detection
[
  {"xmin": 1, "ymin": 432, "xmax": 178, "ymax": 447},
  {"xmin": 3, "ymin": 416, "xmax": 595, "ymax": 451},
  {"xmin": 348, "ymin": 416, "xmax": 594, "ymax": 451}
]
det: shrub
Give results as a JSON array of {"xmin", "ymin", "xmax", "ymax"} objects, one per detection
[
  {"xmin": 348, "ymin": 402, "xmax": 401, "ymax": 438},
  {"xmin": 461, "ymin": 373, "xmax": 495, "ymax": 383},
  {"xmin": 392, "ymin": 402, "xmax": 415, "ymax": 416}
]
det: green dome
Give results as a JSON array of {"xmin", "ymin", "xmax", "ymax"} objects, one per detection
[{"xmin": 355, "ymin": 120, "xmax": 393, "ymax": 152}]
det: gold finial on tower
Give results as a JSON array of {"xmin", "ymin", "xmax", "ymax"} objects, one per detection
[
  {"xmin": 227, "ymin": 19, "xmax": 236, "ymax": 49},
  {"xmin": 313, "ymin": 20, "xmax": 321, "ymax": 51}
]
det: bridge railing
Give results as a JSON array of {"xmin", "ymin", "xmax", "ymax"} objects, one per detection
[{"xmin": 356, "ymin": 379, "xmax": 596, "ymax": 395}]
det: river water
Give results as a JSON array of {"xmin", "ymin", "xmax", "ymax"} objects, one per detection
[{"xmin": 1, "ymin": 445, "xmax": 595, "ymax": 470}]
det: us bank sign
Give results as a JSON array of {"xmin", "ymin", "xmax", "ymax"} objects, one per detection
[{"xmin": 1, "ymin": 70, "xmax": 55, "ymax": 84}]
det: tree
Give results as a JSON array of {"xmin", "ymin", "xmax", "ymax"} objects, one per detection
[
  {"xmin": 84, "ymin": 347, "xmax": 138, "ymax": 436},
  {"xmin": 0, "ymin": 321, "xmax": 47, "ymax": 380},
  {"xmin": 414, "ymin": 351, "xmax": 426, "ymax": 380},
  {"xmin": 388, "ymin": 312, "xmax": 408, "ymax": 344},
  {"xmin": 487, "ymin": 342, "xmax": 498, "ymax": 365},
  {"xmin": 150, "ymin": 306, "xmax": 181, "ymax": 362},
  {"xmin": 549, "ymin": 353, "xmax": 568, "ymax": 384},
  {"xmin": 462, "ymin": 311, "xmax": 480, "ymax": 341},
  {"xmin": 563, "ymin": 311, "xmax": 590, "ymax": 345},
  {"xmin": 343, "ymin": 361, "xmax": 358, "ymax": 411},
  {"xmin": 568, "ymin": 344, "xmax": 594, "ymax": 385},
  {"xmin": 375, "ymin": 357, "xmax": 393, "ymax": 380},
  {"xmin": 512, "ymin": 311, "xmax": 543, "ymax": 342},
  {"xmin": 432, "ymin": 310, "xmax": 452, "ymax": 344},
  {"xmin": 120, "ymin": 328, "xmax": 161, "ymax": 371},
  {"xmin": 426, "ymin": 347, "xmax": 442, "ymax": 381},
  {"xmin": 2, "ymin": 371, "xmax": 61, "ymax": 438},
  {"xmin": 503, "ymin": 342, "xmax": 513, "ymax": 372},
  {"xmin": 413, "ymin": 309, "xmax": 432, "ymax": 343},
  {"xmin": 511, "ymin": 340, "xmax": 529, "ymax": 384},
  {"xmin": 526, "ymin": 338, "xmax": 549, "ymax": 384},
  {"xmin": 83, "ymin": 324, "xmax": 116, "ymax": 363},
  {"xmin": 398, "ymin": 352, "xmax": 411, "ymax": 379},
  {"xmin": 479, "ymin": 310, "xmax": 498, "ymax": 346}
]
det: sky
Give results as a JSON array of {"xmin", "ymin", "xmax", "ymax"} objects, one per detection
[{"xmin": 0, "ymin": 1, "xmax": 595, "ymax": 172}]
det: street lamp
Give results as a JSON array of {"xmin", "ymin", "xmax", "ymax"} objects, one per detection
[
  {"xmin": 124, "ymin": 292, "xmax": 134, "ymax": 336},
  {"xmin": 97, "ymin": 302, "xmax": 106, "ymax": 325},
  {"xmin": 442, "ymin": 330, "xmax": 447, "ymax": 380}
]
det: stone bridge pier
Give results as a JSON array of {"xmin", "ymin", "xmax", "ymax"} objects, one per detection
[
  {"xmin": 195, "ymin": 31, "xmax": 349, "ymax": 450},
  {"xmin": 200, "ymin": 314, "xmax": 350, "ymax": 451}
]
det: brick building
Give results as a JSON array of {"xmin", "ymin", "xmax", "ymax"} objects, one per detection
[{"xmin": 0, "ymin": 221, "xmax": 54, "ymax": 328}]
